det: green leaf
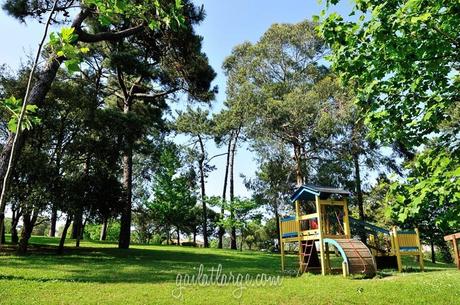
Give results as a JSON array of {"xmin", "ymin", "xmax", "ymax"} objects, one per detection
[
  {"xmin": 65, "ymin": 59, "xmax": 80, "ymax": 73},
  {"xmin": 7, "ymin": 118, "xmax": 17, "ymax": 132},
  {"xmin": 80, "ymin": 47, "xmax": 90, "ymax": 54}
]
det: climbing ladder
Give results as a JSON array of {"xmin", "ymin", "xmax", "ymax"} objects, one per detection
[{"xmin": 299, "ymin": 240, "xmax": 319, "ymax": 273}]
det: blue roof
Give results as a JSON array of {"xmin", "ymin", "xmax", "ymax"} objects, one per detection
[{"xmin": 290, "ymin": 185, "xmax": 350, "ymax": 202}]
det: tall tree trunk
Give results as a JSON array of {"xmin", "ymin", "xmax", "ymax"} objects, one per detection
[
  {"xmin": 430, "ymin": 236, "xmax": 436, "ymax": 264},
  {"xmin": 353, "ymin": 152, "xmax": 366, "ymax": 243},
  {"xmin": 218, "ymin": 138, "xmax": 232, "ymax": 249},
  {"xmin": 100, "ymin": 216, "xmax": 108, "ymax": 241},
  {"xmin": 198, "ymin": 135, "xmax": 209, "ymax": 248},
  {"xmin": 1, "ymin": 223, "xmax": 5, "ymax": 244},
  {"xmin": 293, "ymin": 143, "xmax": 303, "ymax": 187},
  {"xmin": 10, "ymin": 206, "xmax": 20, "ymax": 245},
  {"xmin": 71, "ymin": 210, "xmax": 83, "ymax": 241},
  {"xmin": 57, "ymin": 214, "xmax": 72, "ymax": 254},
  {"xmin": 119, "ymin": 96, "xmax": 133, "ymax": 249},
  {"xmin": 193, "ymin": 229, "xmax": 197, "ymax": 245},
  {"xmin": 118, "ymin": 91, "xmax": 133, "ymax": 248},
  {"xmin": 76, "ymin": 215, "xmax": 86, "ymax": 248},
  {"xmin": 17, "ymin": 210, "xmax": 39, "ymax": 254},
  {"xmin": 229, "ymin": 128, "xmax": 240, "ymax": 250},
  {"xmin": 49, "ymin": 206, "xmax": 57, "ymax": 237},
  {"xmin": 353, "ymin": 153, "xmax": 365, "ymax": 221}
]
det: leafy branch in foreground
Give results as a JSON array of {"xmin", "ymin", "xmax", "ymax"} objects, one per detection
[{"xmin": 1, "ymin": 96, "xmax": 41, "ymax": 132}]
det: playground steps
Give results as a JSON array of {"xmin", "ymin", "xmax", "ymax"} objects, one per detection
[{"xmin": 299, "ymin": 240, "xmax": 320, "ymax": 272}]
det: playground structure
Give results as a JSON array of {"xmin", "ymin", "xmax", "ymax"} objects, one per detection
[
  {"xmin": 444, "ymin": 232, "xmax": 460, "ymax": 269},
  {"xmin": 279, "ymin": 185, "xmax": 424, "ymax": 276},
  {"xmin": 351, "ymin": 217, "xmax": 424, "ymax": 272}
]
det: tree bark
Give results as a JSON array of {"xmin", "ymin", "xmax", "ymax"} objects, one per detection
[
  {"xmin": 293, "ymin": 143, "xmax": 303, "ymax": 187},
  {"xmin": 17, "ymin": 210, "xmax": 39, "ymax": 254},
  {"xmin": 11, "ymin": 206, "xmax": 21, "ymax": 244},
  {"xmin": 1, "ymin": 223, "xmax": 5, "ymax": 244},
  {"xmin": 218, "ymin": 138, "xmax": 232, "ymax": 249},
  {"xmin": 353, "ymin": 153, "xmax": 367, "ymax": 243},
  {"xmin": 57, "ymin": 214, "xmax": 72, "ymax": 254},
  {"xmin": 198, "ymin": 135, "xmax": 209, "ymax": 248},
  {"xmin": 76, "ymin": 215, "xmax": 86, "ymax": 248},
  {"xmin": 100, "ymin": 216, "xmax": 108, "ymax": 241},
  {"xmin": 353, "ymin": 153, "xmax": 365, "ymax": 221},
  {"xmin": 71, "ymin": 210, "xmax": 83, "ymax": 241},
  {"xmin": 119, "ymin": 96, "xmax": 133, "ymax": 249},
  {"xmin": 430, "ymin": 237, "xmax": 436, "ymax": 264},
  {"xmin": 49, "ymin": 206, "xmax": 57, "ymax": 237}
]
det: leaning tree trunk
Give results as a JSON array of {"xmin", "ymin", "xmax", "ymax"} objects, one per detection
[
  {"xmin": 218, "ymin": 137, "xmax": 232, "ymax": 249},
  {"xmin": 0, "ymin": 57, "xmax": 64, "ymax": 248},
  {"xmin": 17, "ymin": 210, "xmax": 39, "ymax": 255},
  {"xmin": 119, "ymin": 97, "xmax": 133, "ymax": 249},
  {"xmin": 57, "ymin": 214, "xmax": 73, "ymax": 254},
  {"xmin": 198, "ymin": 135, "xmax": 209, "ymax": 248},
  {"xmin": 100, "ymin": 216, "xmax": 108, "ymax": 241},
  {"xmin": 0, "ymin": 7, "xmax": 135, "ymax": 247}
]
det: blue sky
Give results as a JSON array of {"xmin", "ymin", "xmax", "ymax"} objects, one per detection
[{"xmin": 0, "ymin": 0, "xmax": 353, "ymax": 198}]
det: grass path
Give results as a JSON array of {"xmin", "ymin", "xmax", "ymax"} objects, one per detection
[{"xmin": 0, "ymin": 236, "xmax": 458, "ymax": 304}]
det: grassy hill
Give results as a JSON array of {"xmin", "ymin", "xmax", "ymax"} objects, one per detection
[{"xmin": 0, "ymin": 236, "xmax": 458, "ymax": 305}]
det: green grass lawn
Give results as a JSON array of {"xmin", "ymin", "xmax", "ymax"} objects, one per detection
[{"xmin": 0, "ymin": 236, "xmax": 458, "ymax": 305}]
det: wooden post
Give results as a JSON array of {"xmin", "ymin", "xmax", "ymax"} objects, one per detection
[
  {"xmin": 453, "ymin": 238, "xmax": 460, "ymax": 270},
  {"xmin": 392, "ymin": 227, "xmax": 403, "ymax": 272},
  {"xmin": 369, "ymin": 234, "xmax": 377, "ymax": 256},
  {"xmin": 295, "ymin": 200, "xmax": 302, "ymax": 272},
  {"xmin": 279, "ymin": 218, "xmax": 285, "ymax": 272},
  {"xmin": 343, "ymin": 199, "xmax": 351, "ymax": 238},
  {"xmin": 342, "ymin": 261, "xmax": 349, "ymax": 277},
  {"xmin": 415, "ymin": 228, "xmax": 424, "ymax": 271},
  {"xmin": 325, "ymin": 242, "xmax": 331, "ymax": 273},
  {"xmin": 316, "ymin": 196, "xmax": 326, "ymax": 275}
]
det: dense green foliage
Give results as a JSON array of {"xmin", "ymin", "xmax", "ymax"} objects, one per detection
[{"xmin": 319, "ymin": 0, "xmax": 460, "ymax": 235}]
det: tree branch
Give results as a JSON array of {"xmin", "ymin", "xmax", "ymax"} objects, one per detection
[{"xmin": 76, "ymin": 24, "xmax": 145, "ymax": 43}]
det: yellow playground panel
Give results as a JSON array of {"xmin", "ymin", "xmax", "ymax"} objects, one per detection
[{"xmin": 279, "ymin": 185, "xmax": 424, "ymax": 277}]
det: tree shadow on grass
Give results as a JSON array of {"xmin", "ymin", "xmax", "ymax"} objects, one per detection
[{"xmin": 0, "ymin": 244, "xmax": 283, "ymax": 284}]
